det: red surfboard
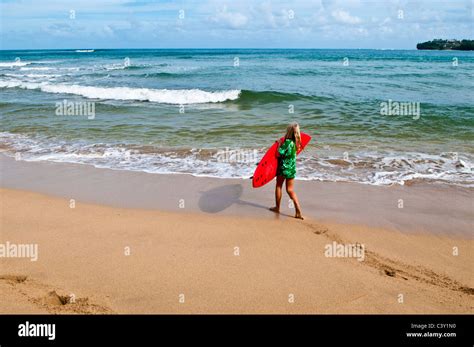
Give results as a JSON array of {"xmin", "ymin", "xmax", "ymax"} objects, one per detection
[{"xmin": 252, "ymin": 132, "xmax": 311, "ymax": 188}]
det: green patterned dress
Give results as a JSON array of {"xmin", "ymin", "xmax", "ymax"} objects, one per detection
[{"xmin": 277, "ymin": 139, "xmax": 296, "ymax": 179}]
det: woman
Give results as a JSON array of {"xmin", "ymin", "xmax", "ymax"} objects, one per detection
[{"xmin": 269, "ymin": 123, "xmax": 304, "ymax": 220}]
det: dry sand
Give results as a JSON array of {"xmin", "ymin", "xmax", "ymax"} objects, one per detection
[{"xmin": 1, "ymin": 187, "xmax": 472, "ymax": 314}]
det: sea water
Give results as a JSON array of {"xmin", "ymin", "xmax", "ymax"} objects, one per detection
[{"xmin": 0, "ymin": 49, "xmax": 472, "ymax": 186}]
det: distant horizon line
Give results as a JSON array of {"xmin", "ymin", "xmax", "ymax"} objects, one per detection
[{"xmin": 0, "ymin": 47, "xmax": 422, "ymax": 51}]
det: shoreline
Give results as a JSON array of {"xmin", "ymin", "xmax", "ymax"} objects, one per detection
[{"xmin": 1, "ymin": 153, "xmax": 472, "ymax": 237}]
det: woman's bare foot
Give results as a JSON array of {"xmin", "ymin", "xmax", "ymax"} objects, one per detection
[
  {"xmin": 295, "ymin": 211, "xmax": 304, "ymax": 220},
  {"xmin": 269, "ymin": 206, "xmax": 280, "ymax": 213}
]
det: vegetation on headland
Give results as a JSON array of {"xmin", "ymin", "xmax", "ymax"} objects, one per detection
[{"xmin": 416, "ymin": 39, "xmax": 474, "ymax": 50}]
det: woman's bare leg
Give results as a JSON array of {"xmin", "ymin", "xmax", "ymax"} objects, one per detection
[
  {"xmin": 286, "ymin": 178, "xmax": 303, "ymax": 219},
  {"xmin": 270, "ymin": 175, "xmax": 285, "ymax": 213}
]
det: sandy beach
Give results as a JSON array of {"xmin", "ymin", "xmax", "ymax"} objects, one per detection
[
  {"xmin": 0, "ymin": 154, "xmax": 472, "ymax": 314},
  {"xmin": 2, "ymin": 6, "xmax": 474, "ymax": 347}
]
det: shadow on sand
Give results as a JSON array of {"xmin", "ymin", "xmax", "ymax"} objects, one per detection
[
  {"xmin": 198, "ymin": 183, "xmax": 294, "ymax": 218},
  {"xmin": 198, "ymin": 184, "xmax": 268, "ymax": 213}
]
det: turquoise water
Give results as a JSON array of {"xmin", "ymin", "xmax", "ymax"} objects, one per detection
[{"xmin": 0, "ymin": 49, "xmax": 473, "ymax": 186}]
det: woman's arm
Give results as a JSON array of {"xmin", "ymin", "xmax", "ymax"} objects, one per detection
[
  {"xmin": 275, "ymin": 140, "xmax": 281, "ymax": 157},
  {"xmin": 277, "ymin": 139, "xmax": 289, "ymax": 158}
]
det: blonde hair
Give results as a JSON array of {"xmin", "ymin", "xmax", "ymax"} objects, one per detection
[{"xmin": 284, "ymin": 123, "xmax": 301, "ymax": 150}]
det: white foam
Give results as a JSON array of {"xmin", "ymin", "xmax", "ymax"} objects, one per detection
[
  {"xmin": 301, "ymin": 151, "xmax": 474, "ymax": 186},
  {"xmin": 19, "ymin": 67, "xmax": 78, "ymax": 72},
  {"xmin": 20, "ymin": 67, "xmax": 53, "ymax": 71},
  {"xmin": 75, "ymin": 49, "xmax": 95, "ymax": 53},
  {"xmin": 0, "ymin": 80, "xmax": 41, "ymax": 90},
  {"xmin": 104, "ymin": 64, "xmax": 127, "ymax": 71},
  {"xmin": 0, "ymin": 80, "xmax": 241, "ymax": 104},
  {"xmin": 0, "ymin": 61, "xmax": 32, "ymax": 68},
  {"xmin": 1, "ymin": 132, "xmax": 472, "ymax": 187},
  {"xmin": 4, "ymin": 73, "xmax": 61, "ymax": 79}
]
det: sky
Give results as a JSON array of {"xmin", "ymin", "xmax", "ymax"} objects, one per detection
[{"xmin": 0, "ymin": 0, "xmax": 472, "ymax": 49}]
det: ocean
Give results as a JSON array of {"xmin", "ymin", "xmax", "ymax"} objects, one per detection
[{"xmin": 0, "ymin": 49, "xmax": 472, "ymax": 186}]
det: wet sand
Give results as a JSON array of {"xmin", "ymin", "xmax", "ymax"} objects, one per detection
[{"xmin": 0, "ymin": 154, "xmax": 472, "ymax": 237}]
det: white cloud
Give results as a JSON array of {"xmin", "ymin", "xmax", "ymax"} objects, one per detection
[
  {"xmin": 1, "ymin": 0, "xmax": 472, "ymax": 49},
  {"xmin": 101, "ymin": 25, "xmax": 115, "ymax": 37},
  {"xmin": 331, "ymin": 10, "xmax": 362, "ymax": 24},
  {"xmin": 209, "ymin": 6, "xmax": 248, "ymax": 29}
]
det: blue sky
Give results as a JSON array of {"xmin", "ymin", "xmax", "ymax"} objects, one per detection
[{"xmin": 0, "ymin": 0, "xmax": 472, "ymax": 49}]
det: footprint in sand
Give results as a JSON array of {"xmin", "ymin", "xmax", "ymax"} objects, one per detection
[
  {"xmin": 0, "ymin": 274, "xmax": 114, "ymax": 313},
  {"xmin": 0, "ymin": 274, "xmax": 28, "ymax": 283}
]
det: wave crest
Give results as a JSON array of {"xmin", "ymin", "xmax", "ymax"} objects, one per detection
[
  {"xmin": 0, "ymin": 61, "xmax": 32, "ymax": 68},
  {"xmin": 0, "ymin": 80, "xmax": 241, "ymax": 104}
]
